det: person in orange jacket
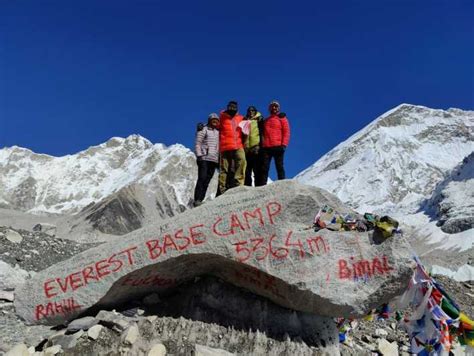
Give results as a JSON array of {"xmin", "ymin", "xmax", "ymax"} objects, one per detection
[
  {"xmin": 259, "ymin": 100, "xmax": 290, "ymax": 185},
  {"xmin": 218, "ymin": 101, "xmax": 246, "ymax": 195}
]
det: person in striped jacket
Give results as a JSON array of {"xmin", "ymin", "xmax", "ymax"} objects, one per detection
[{"xmin": 193, "ymin": 113, "xmax": 220, "ymax": 207}]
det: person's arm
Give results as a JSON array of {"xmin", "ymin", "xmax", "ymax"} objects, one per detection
[
  {"xmin": 281, "ymin": 116, "xmax": 290, "ymax": 148},
  {"xmin": 195, "ymin": 128, "xmax": 206, "ymax": 158}
]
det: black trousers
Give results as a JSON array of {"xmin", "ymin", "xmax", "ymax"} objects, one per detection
[
  {"xmin": 245, "ymin": 150, "xmax": 262, "ymax": 187},
  {"xmin": 260, "ymin": 147, "xmax": 285, "ymax": 185},
  {"xmin": 194, "ymin": 160, "xmax": 218, "ymax": 202}
]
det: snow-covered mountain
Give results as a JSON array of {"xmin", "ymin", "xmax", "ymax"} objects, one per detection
[
  {"xmin": 295, "ymin": 104, "xmax": 474, "ymax": 279},
  {"xmin": 0, "ymin": 135, "xmax": 196, "ymax": 215},
  {"xmin": 424, "ymin": 151, "xmax": 474, "ymax": 234},
  {"xmin": 296, "ymin": 104, "xmax": 474, "ymax": 216}
]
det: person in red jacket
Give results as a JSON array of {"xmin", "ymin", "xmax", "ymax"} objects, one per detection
[
  {"xmin": 259, "ymin": 100, "xmax": 290, "ymax": 185},
  {"xmin": 218, "ymin": 101, "xmax": 247, "ymax": 195}
]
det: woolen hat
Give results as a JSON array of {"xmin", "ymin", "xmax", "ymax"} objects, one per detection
[
  {"xmin": 207, "ymin": 113, "xmax": 220, "ymax": 125},
  {"xmin": 269, "ymin": 100, "xmax": 280, "ymax": 108}
]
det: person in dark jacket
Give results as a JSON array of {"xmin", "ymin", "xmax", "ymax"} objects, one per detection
[
  {"xmin": 243, "ymin": 106, "xmax": 263, "ymax": 186},
  {"xmin": 259, "ymin": 100, "xmax": 290, "ymax": 185},
  {"xmin": 193, "ymin": 113, "xmax": 220, "ymax": 207}
]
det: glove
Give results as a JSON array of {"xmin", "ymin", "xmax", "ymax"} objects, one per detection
[
  {"xmin": 196, "ymin": 123, "xmax": 205, "ymax": 131},
  {"xmin": 278, "ymin": 112, "xmax": 286, "ymax": 118},
  {"xmin": 280, "ymin": 145, "xmax": 286, "ymax": 152}
]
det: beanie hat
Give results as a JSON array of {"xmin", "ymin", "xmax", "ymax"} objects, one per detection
[
  {"xmin": 207, "ymin": 113, "xmax": 219, "ymax": 125},
  {"xmin": 269, "ymin": 100, "xmax": 280, "ymax": 108},
  {"xmin": 228, "ymin": 100, "xmax": 238, "ymax": 106}
]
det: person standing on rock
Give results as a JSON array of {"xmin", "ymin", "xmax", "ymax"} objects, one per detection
[
  {"xmin": 243, "ymin": 106, "xmax": 264, "ymax": 186},
  {"xmin": 193, "ymin": 113, "xmax": 220, "ymax": 207},
  {"xmin": 218, "ymin": 101, "xmax": 246, "ymax": 195},
  {"xmin": 259, "ymin": 100, "xmax": 290, "ymax": 185}
]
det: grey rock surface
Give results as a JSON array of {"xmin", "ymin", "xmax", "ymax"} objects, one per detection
[
  {"xmin": 5, "ymin": 229, "xmax": 23, "ymax": 244},
  {"xmin": 148, "ymin": 343, "xmax": 167, "ymax": 356},
  {"xmin": 122, "ymin": 323, "xmax": 140, "ymax": 345},
  {"xmin": 86, "ymin": 324, "xmax": 103, "ymax": 340},
  {"xmin": 377, "ymin": 338, "xmax": 399, "ymax": 356},
  {"xmin": 32, "ymin": 223, "xmax": 57, "ymax": 237},
  {"xmin": 4, "ymin": 343, "xmax": 29, "ymax": 356},
  {"xmin": 66, "ymin": 316, "xmax": 98, "ymax": 332},
  {"xmin": 0, "ymin": 291, "xmax": 15, "ymax": 302},
  {"xmin": 95, "ymin": 310, "xmax": 130, "ymax": 332},
  {"xmin": 0, "ymin": 261, "xmax": 28, "ymax": 291},
  {"xmin": 195, "ymin": 344, "xmax": 235, "ymax": 356},
  {"xmin": 15, "ymin": 181, "xmax": 413, "ymax": 327}
]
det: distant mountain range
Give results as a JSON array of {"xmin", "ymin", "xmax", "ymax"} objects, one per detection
[
  {"xmin": 0, "ymin": 135, "xmax": 202, "ymax": 238},
  {"xmin": 0, "ymin": 104, "xmax": 472, "ymax": 276}
]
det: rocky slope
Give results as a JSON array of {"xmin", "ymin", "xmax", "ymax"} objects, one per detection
[{"xmin": 424, "ymin": 151, "xmax": 474, "ymax": 234}]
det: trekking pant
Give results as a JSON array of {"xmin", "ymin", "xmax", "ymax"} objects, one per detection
[
  {"xmin": 244, "ymin": 148, "xmax": 262, "ymax": 187},
  {"xmin": 260, "ymin": 146, "xmax": 286, "ymax": 185},
  {"xmin": 193, "ymin": 160, "xmax": 218, "ymax": 203},
  {"xmin": 218, "ymin": 149, "xmax": 246, "ymax": 194}
]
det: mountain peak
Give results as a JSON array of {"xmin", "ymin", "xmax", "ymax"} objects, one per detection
[
  {"xmin": 296, "ymin": 105, "xmax": 474, "ymax": 215},
  {"xmin": 104, "ymin": 134, "xmax": 153, "ymax": 150}
]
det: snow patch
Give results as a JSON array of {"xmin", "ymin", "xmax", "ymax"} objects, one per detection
[{"xmin": 431, "ymin": 265, "xmax": 474, "ymax": 282}]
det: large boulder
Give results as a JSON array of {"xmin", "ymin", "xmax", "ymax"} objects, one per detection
[{"xmin": 15, "ymin": 181, "xmax": 414, "ymax": 326}]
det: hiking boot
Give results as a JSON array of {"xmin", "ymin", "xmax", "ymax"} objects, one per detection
[{"xmin": 193, "ymin": 200, "xmax": 203, "ymax": 207}]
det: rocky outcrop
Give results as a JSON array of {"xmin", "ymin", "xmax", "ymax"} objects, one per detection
[
  {"xmin": 428, "ymin": 152, "xmax": 474, "ymax": 234},
  {"xmin": 83, "ymin": 186, "xmax": 146, "ymax": 235},
  {"xmin": 15, "ymin": 181, "xmax": 413, "ymax": 329}
]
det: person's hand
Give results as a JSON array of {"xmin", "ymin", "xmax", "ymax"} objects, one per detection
[
  {"xmin": 281, "ymin": 145, "xmax": 286, "ymax": 152},
  {"xmin": 278, "ymin": 112, "xmax": 286, "ymax": 118}
]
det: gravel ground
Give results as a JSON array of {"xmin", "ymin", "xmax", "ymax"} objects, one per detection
[{"xmin": 0, "ymin": 226, "xmax": 100, "ymax": 272}]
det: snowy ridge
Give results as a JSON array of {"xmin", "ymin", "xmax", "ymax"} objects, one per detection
[
  {"xmin": 424, "ymin": 152, "xmax": 474, "ymax": 234},
  {"xmin": 296, "ymin": 104, "xmax": 474, "ymax": 215},
  {"xmin": 0, "ymin": 135, "xmax": 196, "ymax": 214}
]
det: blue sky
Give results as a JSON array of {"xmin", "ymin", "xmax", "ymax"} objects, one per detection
[{"xmin": 1, "ymin": 0, "xmax": 473, "ymax": 179}]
